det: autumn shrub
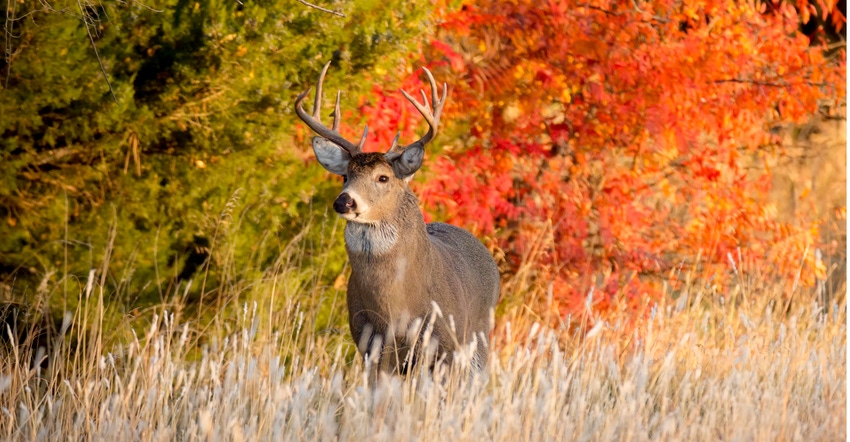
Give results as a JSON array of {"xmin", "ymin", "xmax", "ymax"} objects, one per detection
[{"xmin": 353, "ymin": 0, "xmax": 846, "ymax": 322}]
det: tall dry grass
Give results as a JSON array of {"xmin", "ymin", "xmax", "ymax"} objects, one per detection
[{"xmin": 0, "ymin": 257, "xmax": 845, "ymax": 441}]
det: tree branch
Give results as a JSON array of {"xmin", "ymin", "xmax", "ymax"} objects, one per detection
[
  {"xmin": 296, "ymin": 0, "xmax": 345, "ymax": 17},
  {"xmin": 713, "ymin": 78, "xmax": 829, "ymax": 88},
  {"xmin": 77, "ymin": 0, "xmax": 118, "ymax": 103}
]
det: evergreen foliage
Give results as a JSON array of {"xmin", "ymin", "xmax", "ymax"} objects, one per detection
[{"xmin": 1, "ymin": 0, "xmax": 434, "ymax": 323}]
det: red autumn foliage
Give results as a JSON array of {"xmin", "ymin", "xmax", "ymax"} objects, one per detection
[{"xmin": 357, "ymin": 0, "xmax": 845, "ymax": 323}]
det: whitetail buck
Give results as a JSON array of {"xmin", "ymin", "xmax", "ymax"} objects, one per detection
[{"xmin": 295, "ymin": 62, "xmax": 500, "ymax": 378}]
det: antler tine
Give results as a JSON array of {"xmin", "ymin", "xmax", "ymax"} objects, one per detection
[
  {"xmin": 419, "ymin": 89, "xmax": 430, "ymax": 113},
  {"xmin": 357, "ymin": 125, "xmax": 369, "ymax": 149},
  {"xmin": 332, "ymin": 91, "xmax": 342, "ymax": 131},
  {"xmin": 436, "ymin": 82, "xmax": 447, "ymax": 122},
  {"xmin": 401, "ymin": 87, "xmax": 438, "ymax": 127},
  {"xmin": 422, "ymin": 67, "xmax": 440, "ymax": 115},
  {"xmin": 294, "ymin": 61, "xmax": 365, "ymax": 155},
  {"xmin": 422, "ymin": 67, "xmax": 447, "ymax": 125},
  {"xmin": 312, "ymin": 61, "xmax": 331, "ymax": 119},
  {"xmin": 395, "ymin": 67, "xmax": 448, "ymax": 152}
]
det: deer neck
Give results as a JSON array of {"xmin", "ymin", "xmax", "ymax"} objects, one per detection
[{"xmin": 344, "ymin": 190, "xmax": 431, "ymax": 322}]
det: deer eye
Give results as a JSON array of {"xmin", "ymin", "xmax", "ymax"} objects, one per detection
[
  {"xmin": 377, "ymin": 175, "xmax": 389, "ymax": 183},
  {"xmin": 342, "ymin": 175, "xmax": 348, "ymax": 183}
]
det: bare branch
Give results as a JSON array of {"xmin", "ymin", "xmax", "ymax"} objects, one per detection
[
  {"xmin": 713, "ymin": 78, "xmax": 830, "ymax": 88},
  {"xmin": 296, "ymin": 0, "xmax": 345, "ymax": 17},
  {"xmin": 76, "ymin": 0, "xmax": 118, "ymax": 103}
]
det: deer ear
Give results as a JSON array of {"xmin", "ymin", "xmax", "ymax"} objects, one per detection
[
  {"xmin": 312, "ymin": 137, "xmax": 351, "ymax": 176},
  {"xmin": 390, "ymin": 145, "xmax": 424, "ymax": 180}
]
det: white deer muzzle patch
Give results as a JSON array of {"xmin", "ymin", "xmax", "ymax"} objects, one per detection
[{"xmin": 337, "ymin": 189, "xmax": 371, "ymax": 222}]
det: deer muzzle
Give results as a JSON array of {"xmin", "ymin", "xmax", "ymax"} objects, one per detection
[{"xmin": 333, "ymin": 192, "xmax": 357, "ymax": 215}]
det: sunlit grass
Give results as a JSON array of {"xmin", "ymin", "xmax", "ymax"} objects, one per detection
[{"xmin": 1, "ymin": 257, "xmax": 844, "ymax": 441}]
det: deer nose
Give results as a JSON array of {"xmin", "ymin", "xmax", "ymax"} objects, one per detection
[{"xmin": 333, "ymin": 193, "xmax": 356, "ymax": 214}]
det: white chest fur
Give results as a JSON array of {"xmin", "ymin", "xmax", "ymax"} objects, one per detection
[{"xmin": 344, "ymin": 222, "xmax": 399, "ymax": 256}]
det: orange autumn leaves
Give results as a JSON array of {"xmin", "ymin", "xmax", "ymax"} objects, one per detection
[{"xmin": 359, "ymin": 0, "xmax": 844, "ymax": 321}]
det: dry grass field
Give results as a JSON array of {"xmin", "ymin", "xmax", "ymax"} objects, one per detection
[
  {"xmin": 0, "ymin": 117, "xmax": 845, "ymax": 441},
  {"xmin": 0, "ymin": 259, "xmax": 845, "ymax": 441}
]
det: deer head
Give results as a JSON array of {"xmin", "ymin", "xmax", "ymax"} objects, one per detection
[{"xmin": 294, "ymin": 61, "xmax": 447, "ymax": 224}]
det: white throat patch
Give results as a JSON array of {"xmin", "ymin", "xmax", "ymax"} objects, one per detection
[{"xmin": 344, "ymin": 222, "xmax": 399, "ymax": 255}]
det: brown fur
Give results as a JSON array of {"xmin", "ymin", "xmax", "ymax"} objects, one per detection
[
  {"xmin": 296, "ymin": 64, "xmax": 498, "ymax": 379},
  {"xmin": 339, "ymin": 153, "xmax": 500, "ymax": 378}
]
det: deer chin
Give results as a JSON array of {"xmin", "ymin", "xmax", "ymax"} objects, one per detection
[{"xmin": 339, "ymin": 211, "xmax": 376, "ymax": 224}]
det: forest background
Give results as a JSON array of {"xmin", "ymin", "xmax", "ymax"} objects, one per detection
[{"xmin": 0, "ymin": 0, "xmax": 845, "ymax": 343}]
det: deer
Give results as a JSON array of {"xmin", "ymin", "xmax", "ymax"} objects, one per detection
[{"xmin": 294, "ymin": 61, "xmax": 500, "ymax": 380}]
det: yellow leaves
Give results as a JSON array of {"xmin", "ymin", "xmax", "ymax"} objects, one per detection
[
  {"xmin": 721, "ymin": 112, "xmax": 731, "ymax": 129},
  {"xmin": 659, "ymin": 177, "xmax": 674, "ymax": 198},
  {"xmin": 195, "ymin": 160, "xmax": 206, "ymax": 169},
  {"xmin": 375, "ymin": 66, "xmax": 387, "ymax": 76},
  {"xmin": 541, "ymin": 102, "xmax": 562, "ymax": 120},
  {"xmin": 684, "ymin": 217, "xmax": 704, "ymax": 234},
  {"xmin": 6, "ymin": 217, "xmax": 16, "ymax": 227},
  {"xmin": 591, "ymin": 123, "xmax": 603, "ymax": 137},
  {"xmin": 513, "ymin": 65, "xmax": 525, "ymax": 79},
  {"xmin": 683, "ymin": 4, "xmax": 701, "ymax": 21},
  {"xmin": 762, "ymin": 202, "xmax": 778, "ymax": 218},
  {"xmin": 501, "ymin": 103, "xmax": 521, "ymax": 122},
  {"xmin": 663, "ymin": 128, "xmax": 678, "ymax": 149},
  {"xmin": 561, "ymin": 88, "xmax": 572, "ymax": 104},
  {"xmin": 800, "ymin": 3, "xmax": 811, "ymax": 23},
  {"xmin": 235, "ymin": 46, "xmax": 248, "ymax": 57},
  {"xmin": 810, "ymin": 66, "xmax": 822, "ymax": 84}
]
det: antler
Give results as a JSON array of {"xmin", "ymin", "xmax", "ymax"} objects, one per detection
[
  {"xmin": 390, "ymin": 67, "xmax": 448, "ymax": 154},
  {"xmin": 295, "ymin": 61, "xmax": 368, "ymax": 156}
]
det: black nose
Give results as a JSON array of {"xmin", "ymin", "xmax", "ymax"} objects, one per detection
[{"xmin": 333, "ymin": 193, "xmax": 356, "ymax": 214}]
